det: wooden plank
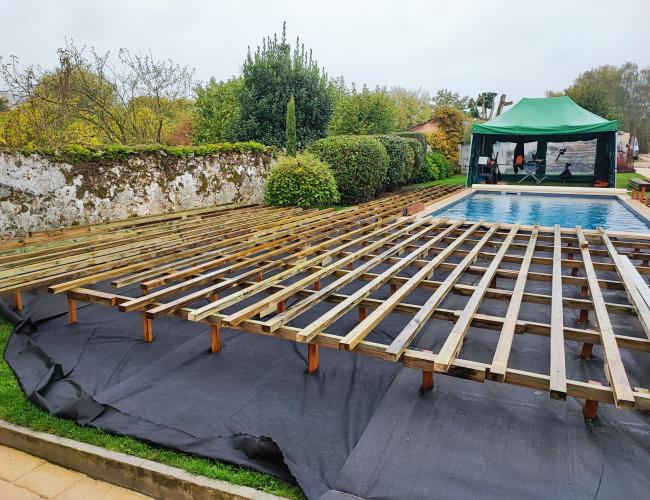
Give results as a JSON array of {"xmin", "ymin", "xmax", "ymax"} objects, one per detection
[
  {"xmin": 549, "ymin": 225, "xmax": 567, "ymax": 400},
  {"xmin": 600, "ymin": 230, "xmax": 650, "ymax": 340},
  {"xmin": 490, "ymin": 226, "xmax": 538, "ymax": 381},
  {"xmin": 577, "ymin": 227, "xmax": 635, "ymax": 409},
  {"xmin": 298, "ymin": 220, "xmax": 472, "ymax": 343},
  {"xmin": 339, "ymin": 222, "xmax": 491, "ymax": 352},
  {"xmin": 433, "ymin": 225, "xmax": 520, "ymax": 372}
]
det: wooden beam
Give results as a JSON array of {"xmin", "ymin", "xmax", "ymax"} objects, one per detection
[{"xmin": 549, "ymin": 225, "xmax": 567, "ymax": 400}]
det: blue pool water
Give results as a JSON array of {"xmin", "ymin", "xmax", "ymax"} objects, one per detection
[{"xmin": 431, "ymin": 192, "xmax": 650, "ymax": 233}]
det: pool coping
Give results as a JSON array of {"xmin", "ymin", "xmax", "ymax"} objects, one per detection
[{"xmin": 420, "ymin": 185, "xmax": 650, "ymax": 240}]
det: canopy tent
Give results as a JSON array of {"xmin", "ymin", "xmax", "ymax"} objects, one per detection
[{"xmin": 467, "ymin": 96, "xmax": 619, "ymax": 187}]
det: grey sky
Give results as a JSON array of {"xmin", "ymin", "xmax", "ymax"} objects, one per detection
[{"xmin": 2, "ymin": 0, "xmax": 649, "ymax": 103}]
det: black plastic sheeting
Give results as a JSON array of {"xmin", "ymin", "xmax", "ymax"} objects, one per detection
[{"xmin": 4, "ymin": 277, "xmax": 650, "ymax": 499}]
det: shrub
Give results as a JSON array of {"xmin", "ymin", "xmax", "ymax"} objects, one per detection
[
  {"xmin": 427, "ymin": 152, "xmax": 453, "ymax": 179},
  {"xmin": 399, "ymin": 136, "xmax": 426, "ymax": 182},
  {"xmin": 418, "ymin": 153, "xmax": 440, "ymax": 182},
  {"xmin": 395, "ymin": 131, "xmax": 427, "ymax": 152},
  {"xmin": 374, "ymin": 135, "xmax": 415, "ymax": 190},
  {"xmin": 309, "ymin": 135, "xmax": 388, "ymax": 204},
  {"xmin": 264, "ymin": 153, "xmax": 339, "ymax": 208}
]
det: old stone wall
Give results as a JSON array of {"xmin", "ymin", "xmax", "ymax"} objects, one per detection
[{"xmin": 0, "ymin": 150, "xmax": 273, "ymax": 237}]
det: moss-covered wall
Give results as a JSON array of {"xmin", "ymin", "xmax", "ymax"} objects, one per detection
[{"xmin": 0, "ymin": 148, "xmax": 274, "ymax": 237}]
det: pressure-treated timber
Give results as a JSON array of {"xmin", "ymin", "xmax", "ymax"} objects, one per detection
[{"xmin": 5, "ymin": 184, "xmax": 650, "ymax": 416}]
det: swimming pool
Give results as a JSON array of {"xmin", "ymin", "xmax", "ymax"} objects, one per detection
[{"xmin": 431, "ymin": 192, "xmax": 650, "ymax": 233}]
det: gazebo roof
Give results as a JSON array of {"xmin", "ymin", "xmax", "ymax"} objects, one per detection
[{"xmin": 472, "ymin": 96, "xmax": 618, "ymax": 136}]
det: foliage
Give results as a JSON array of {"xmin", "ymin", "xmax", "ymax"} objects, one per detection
[
  {"xmin": 309, "ymin": 135, "xmax": 388, "ymax": 204},
  {"xmin": 432, "ymin": 89, "xmax": 469, "ymax": 111},
  {"xmin": 426, "ymin": 129, "xmax": 457, "ymax": 164},
  {"xmin": 550, "ymin": 62, "xmax": 650, "ymax": 152},
  {"xmin": 230, "ymin": 23, "xmax": 333, "ymax": 148},
  {"xmin": 4, "ymin": 141, "xmax": 267, "ymax": 163},
  {"xmin": 426, "ymin": 152, "xmax": 453, "ymax": 180},
  {"xmin": 400, "ymin": 136, "xmax": 426, "ymax": 182},
  {"xmin": 0, "ymin": 96, "xmax": 8, "ymax": 112},
  {"xmin": 0, "ymin": 41, "xmax": 194, "ymax": 147},
  {"xmin": 387, "ymin": 86, "xmax": 433, "ymax": 130},
  {"xmin": 264, "ymin": 153, "xmax": 339, "ymax": 208},
  {"xmin": 374, "ymin": 135, "xmax": 414, "ymax": 190},
  {"xmin": 328, "ymin": 85, "xmax": 397, "ymax": 135},
  {"xmin": 285, "ymin": 95, "xmax": 297, "ymax": 156},
  {"xmin": 192, "ymin": 78, "xmax": 242, "ymax": 143}
]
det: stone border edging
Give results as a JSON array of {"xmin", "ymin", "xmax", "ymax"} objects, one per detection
[{"xmin": 0, "ymin": 419, "xmax": 287, "ymax": 500}]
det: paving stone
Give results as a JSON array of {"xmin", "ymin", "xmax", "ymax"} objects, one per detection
[
  {"xmin": 0, "ymin": 446, "xmax": 45, "ymax": 482},
  {"xmin": 104, "ymin": 484, "xmax": 152, "ymax": 499},
  {"xmin": 14, "ymin": 463, "xmax": 84, "ymax": 498},
  {"xmin": 0, "ymin": 478, "xmax": 40, "ymax": 500}
]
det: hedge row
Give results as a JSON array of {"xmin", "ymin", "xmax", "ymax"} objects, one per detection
[{"xmin": 4, "ymin": 141, "xmax": 268, "ymax": 163}]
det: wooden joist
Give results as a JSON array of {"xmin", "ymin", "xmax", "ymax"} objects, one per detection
[{"xmin": 4, "ymin": 183, "xmax": 650, "ymax": 415}]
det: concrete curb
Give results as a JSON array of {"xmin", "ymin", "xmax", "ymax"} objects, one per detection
[{"xmin": 0, "ymin": 419, "xmax": 287, "ymax": 500}]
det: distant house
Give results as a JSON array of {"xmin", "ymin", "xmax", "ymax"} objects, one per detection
[{"xmin": 407, "ymin": 118, "xmax": 439, "ymax": 133}]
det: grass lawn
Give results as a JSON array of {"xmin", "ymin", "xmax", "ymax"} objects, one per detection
[
  {"xmin": 0, "ymin": 319, "xmax": 303, "ymax": 499},
  {"xmin": 416, "ymin": 172, "xmax": 645, "ymax": 191}
]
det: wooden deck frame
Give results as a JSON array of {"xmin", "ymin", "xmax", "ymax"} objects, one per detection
[{"xmin": 4, "ymin": 184, "xmax": 650, "ymax": 415}]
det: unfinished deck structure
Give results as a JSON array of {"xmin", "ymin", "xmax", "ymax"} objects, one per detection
[{"xmin": 3, "ymin": 183, "xmax": 650, "ymax": 416}]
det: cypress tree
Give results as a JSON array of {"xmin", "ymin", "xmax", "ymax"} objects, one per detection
[{"xmin": 286, "ymin": 95, "xmax": 297, "ymax": 156}]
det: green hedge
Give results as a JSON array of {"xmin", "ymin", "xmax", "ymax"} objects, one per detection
[
  {"xmin": 309, "ymin": 135, "xmax": 388, "ymax": 204},
  {"xmin": 374, "ymin": 135, "xmax": 415, "ymax": 191},
  {"xmin": 395, "ymin": 131, "xmax": 427, "ymax": 152},
  {"xmin": 6, "ymin": 142, "xmax": 268, "ymax": 163},
  {"xmin": 401, "ymin": 137, "xmax": 426, "ymax": 182},
  {"xmin": 264, "ymin": 153, "xmax": 339, "ymax": 208},
  {"xmin": 418, "ymin": 151, "xmax": 454, "ymax": 182}
]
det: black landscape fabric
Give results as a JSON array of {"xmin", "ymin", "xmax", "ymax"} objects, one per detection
[{"xmin": 4, "ymin": 288, "xmax": 650, "ymax": 499}]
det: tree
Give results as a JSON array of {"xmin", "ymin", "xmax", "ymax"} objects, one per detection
[
  {"xmin": 285, "ymin": 95, "xmax": 297, "ymax": 155},
  {"xmin": 387, "ymin": 86, "xmax": 433, "ymax": 130},
  {"xmin": 328, "ymin": 84, "xmax": 397, "ymax": 135},
  {"xmin": 0, "ymin": 40, "xmax": 194, "ymax": 147},
  {"xmin": 550, "ymin": 62, "xmax": 650, "ymax": 151},
  {"xmin": 230, "ymin": 23, "xmax": 334, "ymax": 148},
  {"xmin": 192, "ymin": 78, "xmax": 242, "ymax": 143},
  {"xmin": 432, "ymin": 89, "xmax": 469, "ymax": 111},
  {"xmin": 0, "ymin": 95, "xmax": 8, "ymax": 112}
]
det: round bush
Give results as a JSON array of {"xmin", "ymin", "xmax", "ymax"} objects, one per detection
[
  {"xmin": 374, "ymin": 135, "xmax": 415, "ymax": 191},
  {"xmin": 424, "ymin": 152, "xmax": 452, "ymax": 181},
  {"xmin": 264, "ymin": 153, "xmax": 340, "ymax": 208},
  {"xmin": 309, "ymin": 135, "xmax": 388, "ymax": 204}
]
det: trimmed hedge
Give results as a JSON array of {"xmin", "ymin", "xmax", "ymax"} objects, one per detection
[
  {"xmin": 309, "ymin": 135, "xmax": 388, "ymax": 204},
  {"xmin": 5, "ymin": 142, "xmax": 268, "ymax": 163},
  {"xmin": 374, "ymin": 135, "xmax": 415, "ymax": 191},
  {"xmin": 419, "ymin": 151, "xmax": 454, "ymax": 182},
  {"xmin": 264, "ymin": 153, "xmax": 340, "ymax": 208},
  {"xmin": 401, "ymin": 137, "xmax": 426, "ymax": 182},
  {"xmin": 395, "ymin": 131, "xmax": 427, "ymax": 153}
]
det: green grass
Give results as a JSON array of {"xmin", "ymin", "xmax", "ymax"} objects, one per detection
[
  {"xmin": 415, "ymin": 172, "xmax": 645, "ymax": 191},
  {"xmin": 616, "ymin": 171, "xmax": 644, "ymax": 190},
  {"xmin": 0, "ymin": 319, "xmax": 303, "ymax": 499}
]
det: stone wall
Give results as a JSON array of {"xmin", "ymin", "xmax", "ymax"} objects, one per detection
[{"xmin": 0, "ymin": 149, "xmax": 273, "ymax": 237}]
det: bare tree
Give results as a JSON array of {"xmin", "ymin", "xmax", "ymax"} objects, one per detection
[{"xmin": 0, "ymin": 40, "xmax": 194, "ymax": 147}]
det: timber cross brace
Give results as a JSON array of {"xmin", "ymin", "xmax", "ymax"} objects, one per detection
[{"xmin": 4, "ymin": 185, "xmax": 650, "ymax": 421}]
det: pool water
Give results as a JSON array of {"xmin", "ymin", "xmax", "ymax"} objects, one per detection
[{"xmin": 431, "ymin": 192, "xmax": 650, "ymax": 233}]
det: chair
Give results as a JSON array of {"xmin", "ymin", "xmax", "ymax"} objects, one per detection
[{"xmin": 518, "ymin": 161, "xmax": 547, "ymax": 184}]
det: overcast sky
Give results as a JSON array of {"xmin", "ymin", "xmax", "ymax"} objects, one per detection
[{"xmin": 2, "ymin": 0, "xmax": 649, "ymax": 103}]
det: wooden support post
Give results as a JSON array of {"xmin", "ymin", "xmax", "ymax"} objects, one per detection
[
  {"xmin": 313, "ymin": 280, "xmax": 321, "ymax": 291},
  {"xmin": 347, "ymin": 262, "xmax": 353, "ymax": 271},
  {"xmin": 583, "ymin": 380, "xmax": 603, "ymax": 420},
  {"xmin": 580, "ymin": 342, "xmax": 593, "ymax": 360},
  {"xmin": 13, "ymin": 292, "xmax": 23, "ymax": 311},
  {"xmin": 577, "ymin": 285, "xmax": 589, "ymax": 325},
  {"xmin": 67, "ymin": 297, "xmax": 77, "ymax": 324},
  {"xmin": 277, "ymin": 300, "xmax": 285, "ymax": 313},
  {"xmin": 490, "ymin": 276, "xmax": 497, "ymax": 289},
  {"xmin": 641, "ymin": 187, "xmax": 647, "ymax": 205},
  {"xmin": 211, "ymin": 324, "xmax": 221, "ymax": 353},
  {"xmin": 141, "ymin": 312, "xmax": 152, "ymax": 342},
  {"xmin": 256, "ymin": 272, "xmax": 263, "ymax": 283},
  {"xmin": 567, "ymin": 242, "xmax": 579, "ymax": 277},
  {"xmin": 307, "ymin": 344, "xmax": 319, "ymax": 373},
  {"xmin": 208, "ymin": 291, "xmax": 218, "ymax": 302},
  {"xmin": 390, "ymin": 283, "xmax": 398, "ymax": 295},
  {"xmin": 358, "ymin": 306, "xmax": 367, "ymax": 323},
  {"xmin": 421, "ymin": 370, "xmax": 434, "ymax": 391}
]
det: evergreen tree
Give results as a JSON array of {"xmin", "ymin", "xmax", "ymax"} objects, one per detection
[
  {"xmin": 231, "ymin": 23, "xmax": 334, "ymax": 147},
  {"xmin": 285, "ymin": 95, "xmax": 297, "ymax": 155}
]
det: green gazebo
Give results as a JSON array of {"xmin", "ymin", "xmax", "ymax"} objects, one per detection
[{"xmin": 467, "ymin": 96, "xmax": 619, "ymax": 187}]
